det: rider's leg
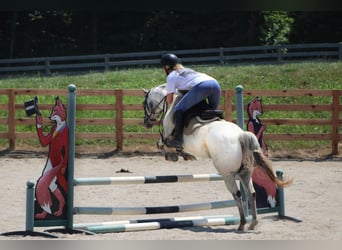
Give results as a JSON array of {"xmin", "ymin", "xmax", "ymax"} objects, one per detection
[
  {"xmin": 200, "ymin": 80, "xmax": 221, "ymax": 110},
  {"xmin": 166, "ymin": 110, "xmax": 184, "ymax": 149},
  {"xmin": 178, "ymin": 80, "xmax": 221, "ymax": 110},
  {"xmin": 165, "ymin": 80, "xmax": 221, "ymax": 149}
]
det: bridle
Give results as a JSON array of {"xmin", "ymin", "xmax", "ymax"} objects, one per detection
[{"xmin": 143, "ymin": 90, "xmax": 167, "ymax": 128}]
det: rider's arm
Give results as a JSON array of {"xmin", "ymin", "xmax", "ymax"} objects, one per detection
[{"xmin": 166, "ymin": 93, "xmax": 174, "ymax": 105}]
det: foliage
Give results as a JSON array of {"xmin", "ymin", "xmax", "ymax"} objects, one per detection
[
  {"xmin": 1, "ymin": 11, "xmax": 341, "ymax": 58},
  {"xmin": 260, "ymin": 11, "xmax": 294, "ymax": 45}
]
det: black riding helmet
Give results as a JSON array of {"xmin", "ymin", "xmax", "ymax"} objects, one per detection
[{"xmin": 161, "ymin": 53, "xmax": 180, "ymax": 68}]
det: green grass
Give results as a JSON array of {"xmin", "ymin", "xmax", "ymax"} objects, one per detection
[
  {"xmin": 1, "ymin": 61, "xmax": 341, "ymax": 90},
  {"xmin": 0, "ymin": 61, "xmax": 341, "ymax": 154}
]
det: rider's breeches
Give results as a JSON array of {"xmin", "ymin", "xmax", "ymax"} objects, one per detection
[{"xmin": 174, "ymin": 79, "xmax": 221, "ymax": 113}]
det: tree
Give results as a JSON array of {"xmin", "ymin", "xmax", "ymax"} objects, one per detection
[
  {"xmin": 260, "ymin": 11, "xmax": 294, "ymax": 45},
  {"xmin": 1, "ymin": 11, "xmax": 341, "ymax": 59}
]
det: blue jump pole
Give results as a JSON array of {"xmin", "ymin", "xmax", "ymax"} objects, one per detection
[
  {"xmin": 235, "ymin": 85, "xmax": 249, "ymax": 216},
  {"xmin": 276, "ymin": 170, "xmax": 286, "ymax": 217},
  {"xmin": 66, "ymin": 84, "xmax": 77, "ymax": 230},
  {"xmin": 25, "ymin": 180, "xmax": 35, "ymax": 231},
  {"xmin": 235, "ymin": 85, "xmax": 244, "ymax": 130}
]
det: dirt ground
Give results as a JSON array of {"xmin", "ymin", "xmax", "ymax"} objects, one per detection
[{"xmin": 0, "ymin": 147, "xmax": 341, "ymax": 240}]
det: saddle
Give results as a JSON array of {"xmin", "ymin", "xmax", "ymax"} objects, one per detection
[
  {"xmin": 198, "ymin": 109, "xmax": 224, "ymax": 120},
  {"xmin": 183, "ymin": 109, "xmax": 224, "ymax": 135}
]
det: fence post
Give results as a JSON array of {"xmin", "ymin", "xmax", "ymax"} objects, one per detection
[
  {"xmin": 104, "ymin": 54, "xmax": 110, "ymax": 71},
  {"xmin": 45, "ymin": 57, "xmax": 51, "ymax": 75},
  {"xmin": 223, "ymin": 90, "xmax": 233, "ymax": 121},
  {"xmin": 331, "ymin": 90, "xmax": 340, "ymax": 155},
  {"xmin": 277, "ymin": 45, "xmax": 282, "ymax": 63},
  {"xmin": 219, "ymin": 47, "xmax": 224, "ymax": 65},
  {"xmin": 7, "ymin": 89, "xmax": 16, "ymax": 150},
  {"xmin": 115, "ymin": 89, "xmax": 123, "ymax": 150}
]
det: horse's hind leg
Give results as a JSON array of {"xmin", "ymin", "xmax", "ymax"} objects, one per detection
[
  {"xmin": 239, "ymin": 171, "xmax": 258, "ymax": 230},
  {"xmin": 223, "ymin": 175, "xmax": 246, "ymax": 231}
]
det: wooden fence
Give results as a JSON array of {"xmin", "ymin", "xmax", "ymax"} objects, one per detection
[
  {"xmin": 0, "ymin": 88, "xmax": 341, "ymax": 155},
  {"xmin": 0, "ymin": 43, "xmax": 341, "ymax": 76}
]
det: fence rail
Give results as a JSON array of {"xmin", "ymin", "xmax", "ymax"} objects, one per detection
[
  {"xmin": 0, "ymin": 43, "xmax": 341, "ymax": 76},
  {"xmin": 0, "ymin": 88, "xmax": 341, "ymax": 155}
]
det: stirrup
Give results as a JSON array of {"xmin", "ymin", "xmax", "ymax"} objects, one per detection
[{"xmin": 165, "ymin": 139, "xmax": 183, "ymax": 149}]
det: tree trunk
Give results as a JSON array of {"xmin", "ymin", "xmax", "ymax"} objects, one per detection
[
  {"xmin": 9, "ymin": 11, "xmax": 17, "ymax": 59},
  {"xmin": 91, "ymin": 11, "xmax": 98, "ymax": 53}
]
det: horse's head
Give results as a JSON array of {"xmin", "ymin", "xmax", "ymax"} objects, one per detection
[
  {"xmin": 142, "ymin": 84, "xmax": 167, "ymax": 128},
  {"xmin": 247, "ymin": 96, "xmax": 263, "ymax": 119}
]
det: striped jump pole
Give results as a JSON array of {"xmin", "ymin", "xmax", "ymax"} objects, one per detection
[
  {"xmin": 73, "ymin": 214, "xmax": 252, "ymax": 234},
  {"xmin": 74, "ymin": 200, "xmax": 237, "ymax": 215},
  {"xmin": 73, "ymin": 172, "xmax": 290, "ymax": 220},
  {"xmin": 74, "ymin": 173, "xmax": 223, "ymax": 186}
]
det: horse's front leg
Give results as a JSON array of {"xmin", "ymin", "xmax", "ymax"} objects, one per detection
[
  {"xmin": 157, "ymin": 139, "xmax": 179, "ymax": 161},
  {"xmin": 156, "ymin": 138, "xmax": 164, "ymax": 150},
  {"xmin": 177, "ymin": 149, "xmax": 197, "ymax": 161}
]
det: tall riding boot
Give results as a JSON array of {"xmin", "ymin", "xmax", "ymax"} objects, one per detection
[{"xmin": 166, "ymin": 110, "xmax": 184, "ymax": 149}]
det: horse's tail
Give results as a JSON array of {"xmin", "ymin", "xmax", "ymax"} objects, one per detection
[{"xmin": 239, "ymin": 131, "xmax": 293, "ymax": 188}]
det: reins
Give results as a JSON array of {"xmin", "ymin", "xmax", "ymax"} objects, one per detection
[{"xmin": 158, "ymin": 96, "xmax": 168, "ymax": 143}]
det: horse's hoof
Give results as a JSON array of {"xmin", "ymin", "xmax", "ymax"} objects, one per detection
[
  {"xmin": 156, "ymin": 142, "xmax": 164, "ymax": 150},
  {"xmin": 165, "ymin": 153, "xmax": 179, "ymax": 161},
  {"xmin": 237, "ymin": 224, "xmax": 245, "ymax": 231},
  {"xmin": 182, "ymin": 154, "xmax": 196, "ymax": 161},
  {"xmin": 248, "ymin": 221, "xmax": 258, "ymax": 230}
]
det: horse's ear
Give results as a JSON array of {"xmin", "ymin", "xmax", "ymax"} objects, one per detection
[{"xmin": 142, "ymin": 88, "xmax": 149, "ymax": 94}]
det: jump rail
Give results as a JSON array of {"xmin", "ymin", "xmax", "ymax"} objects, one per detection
[
  {"xmin": 73, "ymin": 214, "xmax": 251, "ymax": 233},
  {"xmin": 74, "ymin": 200, "xmax": 237, "ymax": 215},
  {"xmin": 74, "ymin": 173, "xmax": 223, "ymax": 186}
]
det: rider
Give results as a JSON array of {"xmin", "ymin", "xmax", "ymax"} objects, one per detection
[{"xmin": 161, "ymin": 53, "xmax": 222, "ymax": 149}]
